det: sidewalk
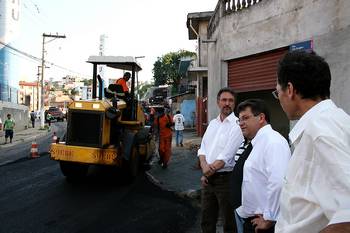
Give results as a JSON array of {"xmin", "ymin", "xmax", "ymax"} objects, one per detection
[
  {"xmin": 147, "ymin": 130, "xmax": 202, "ymax": 196},
  {"xmin": 0, "ymin": 121, "xmax": 51, "ymax": 149}
]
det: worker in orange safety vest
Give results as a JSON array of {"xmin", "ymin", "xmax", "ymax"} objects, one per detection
[
  {"xmin": 154, "ymin": 107, "xmax": 173, "ymax": 169},
  {"xmin": 115, "ymin": 72, "xmax": 131, "ymax": 93}
]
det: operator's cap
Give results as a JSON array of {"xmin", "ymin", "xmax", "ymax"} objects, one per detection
[{"xmin": 124, "ymin": 72, "xmax": 131, "ymax": 80}]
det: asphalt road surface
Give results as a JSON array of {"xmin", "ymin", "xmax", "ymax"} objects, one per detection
[{"xmin": 0, "ymin": 123, "xmax": 199, "ymax": 233}]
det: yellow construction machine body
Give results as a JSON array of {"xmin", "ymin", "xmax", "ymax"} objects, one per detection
[{"xmin": 50, "ymin": 56, "xmax": 154, "ymax": 180}]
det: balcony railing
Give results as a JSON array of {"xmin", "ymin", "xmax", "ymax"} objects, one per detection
[
  {"xmin": 224, "ymin": 0, "xmax": 262, "ymax": 12},
  {"xmin": 208, "ymin": 0, "xmax": 263, "ymax": 37}
]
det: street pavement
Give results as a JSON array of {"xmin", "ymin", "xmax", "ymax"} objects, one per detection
[
  {"xmin": 0, "ymin": 125, "xmax": 203, "ymax": 196},
  {"xmin": 0, "ymin": 124, "xmax": 204, "ymax": 192},
  {"xmin": 147, "ymin": 129, "xmax": 205, "ymax": 233},
  {"xmin": 147, "ymin": 130, "xmax": 228, "ymax": 233},
  {"xmin": 0, "ymin": 123, "xmax": 207, "ymax": 232}
]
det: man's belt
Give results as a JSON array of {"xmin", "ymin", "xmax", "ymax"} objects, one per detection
[{"xmin": 210, "ymin": 171, "xmax": 232, "ymax": 178}]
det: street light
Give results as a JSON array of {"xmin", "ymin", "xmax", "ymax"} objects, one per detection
[
  {"xmin": 40, "ymin": 33, "xmax": 66, "ymax": 128},
  {"xmin": 135, "ymin": 56, "xmax": 145, "ymax": 99}
]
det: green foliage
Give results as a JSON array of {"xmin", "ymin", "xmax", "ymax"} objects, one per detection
[
  {"xmin": 52, "ymin": 81, "xmax": 61, "ymax": 89},
  {"xmin": 152, "ymin": 50, "xmax": 196, "ymax": 90},
  {"xmin": 70, "ymin": 89, "xmax": 79, "ymax": 96},
  {"xmin": 62, "ymin": 89, "xmax": 69, "ymax": 95},
  {"xmin": 83, "ymin": 79, "xmax": 93, "ymax": 86}
]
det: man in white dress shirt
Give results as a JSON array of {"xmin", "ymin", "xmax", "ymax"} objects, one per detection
[
  {"xmin": 235, "ymin": 99, "xmax": 291, "ymax": 233},
  {"xmin": 274, "ymin": 51, "xmax": 350, "ymax": 233},
  {"xmin": 198, "ymin": 87, "xmax": 244, "ymax": 233}
]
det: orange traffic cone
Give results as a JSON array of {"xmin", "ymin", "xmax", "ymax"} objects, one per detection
[
  {"xmin": 52, "ymin": 132, "xmax": 58, "ymax": 143},
  {"xmin": 30, "ymin": 140, "xmax": 40, "ymax": 158}
]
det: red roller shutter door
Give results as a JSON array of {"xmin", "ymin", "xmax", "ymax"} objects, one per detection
[{"xmin": 228, "ymin": 48, "xmax": 288, "ymax": 92}]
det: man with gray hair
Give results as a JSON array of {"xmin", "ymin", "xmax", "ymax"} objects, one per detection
[{"xmin": 198, "ymin": 87, "xmax": 244, "ymax": 233}]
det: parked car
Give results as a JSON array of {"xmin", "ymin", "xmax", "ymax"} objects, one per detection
[{"xmin": 45, "ymin": 107, "xmax": 65, "ymax": 122}]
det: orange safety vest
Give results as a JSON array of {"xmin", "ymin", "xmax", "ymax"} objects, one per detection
[
  {"xmin": 115, "ymin": 78, "xmax": 129, "ymax": 92},
  {"xmin": 155, "ymin": 114, "xmax": 173, "ymax": 138}
]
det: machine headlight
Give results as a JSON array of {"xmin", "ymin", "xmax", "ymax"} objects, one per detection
[
  {"xmin": 92, "ymin": 104, "xmax": 100, "ymax": 109},
  {"xmin": 75, "ymin": 103, "xmax": 83, "ymax": 108}
]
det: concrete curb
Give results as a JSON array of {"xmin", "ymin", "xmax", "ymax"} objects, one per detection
[
  {"xmin": 177, "ymin": 189, "xmax": 201, "ymax": 201},
  {"xmin": 183, "ymin": 139, "xmax": 201, "ymax": 151},
  {"xmin": 145, "ymin": 171, "xmax": 163, "ymax": 186},
  {"xmin": 145, "ymin": 171, "xmax": 201, "ymax": 202}
]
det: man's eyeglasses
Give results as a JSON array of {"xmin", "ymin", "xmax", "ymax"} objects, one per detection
[
  {"xmin": 272, "ymin": 90, "xmax": 279, "ymax": 99},
  {"xmin": 236, "ymin": 114, "xmax": 259, "ymax": 124}
]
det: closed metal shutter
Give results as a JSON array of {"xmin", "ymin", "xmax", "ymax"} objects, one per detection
[{"xmin": 228, "ymin": 48, "xmax": 288, "ymax": 92}]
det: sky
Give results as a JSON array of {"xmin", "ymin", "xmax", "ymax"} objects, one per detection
[{"xmin": 16, "ymin": 0, "xmax": 217, "ymax": 83}]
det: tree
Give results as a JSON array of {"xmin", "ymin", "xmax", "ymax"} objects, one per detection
[
  {"xmin": 83, "ymin": 79, "xmax": 93, "ymax": 86},
  {"xmin": 70, "ymin": 89, "xmax": 79, "ymax": 97},
  {"xmin": 152, "ymin": 50, "xmax": 196, "ymax": 91}
]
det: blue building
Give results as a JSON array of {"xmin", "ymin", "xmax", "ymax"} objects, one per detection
[{"xmin": 0, "ymin": 0, "xmax": 21, "ymax": 103}]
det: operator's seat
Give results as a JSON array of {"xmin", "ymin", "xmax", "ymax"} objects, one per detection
[
  {"xmin": 105, "ymin": 84, "xmax": 125, "ymax": 99},
  {"xmin": 105, "ymin": 84, "xmax": 131, "ymax": 119}
]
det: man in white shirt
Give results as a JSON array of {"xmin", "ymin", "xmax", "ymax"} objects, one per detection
[
  {"xmin": 198, "ymin": 87, "xmax": 244, "ymax": 233},
  {"xmin": 173, "ymin": 110, "xmax": 185, "ymax": 146},
  {"xmin": 235, "ymin": 99, "xmax": 290, "ymax": 233},
  {"xmin": 274, "ymin": 51, "xmax": 350, "ymax": 233}
]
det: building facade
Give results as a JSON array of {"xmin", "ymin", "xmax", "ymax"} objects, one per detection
[
  {"xmin": 186, "ymin": 11, "xmax": 213, "ymax": 136},
  {"xmin": 0, "ymin": 0, "xmax": 21, "ymax": 103},
  {"xmin": 189, "ymin": 0, "xmax": 350, "ymax": 137},
  {"xmin": 18, "ymin": 81, "xmax": 39, "ymax": 111}
]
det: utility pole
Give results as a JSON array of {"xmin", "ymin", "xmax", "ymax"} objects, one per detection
[
  {"xmin": 40, "ymin": 33, "xmax": 66, "ymax": 128},
  {"xmin": 37, "ymin": 65, "xmax": 50, "ymax": 111},
  {"xmin": 37, "ymin": 66, "xmax": 40, "ymax": 111}
]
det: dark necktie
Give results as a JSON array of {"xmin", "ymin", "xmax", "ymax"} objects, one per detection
[{"xmin": 230, "ymin": 140, "xmax": 253, "ymax": 209}]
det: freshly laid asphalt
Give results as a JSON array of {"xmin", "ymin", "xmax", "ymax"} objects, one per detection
[
  {"xmin": 0, "ymin": 123, "xmax": 207, "ymax": 232},
  {"xmin": 0, "ymin": 123, "xmax": 203, "ymax": 201}
]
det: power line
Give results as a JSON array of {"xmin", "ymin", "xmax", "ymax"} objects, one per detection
[
  {"xmin": 0, "ymin": 40, "xmax": 90, "ymax": 77},
  {"xmin": 22, "ymin": 4, "xmax": 46, "ymax": 27},
  {"xmin": 22, "ymin": 0, "xmax": 48, "ymax": 28},
  {"xmin": 27, "ymin": 0, "xmax": 40, "ymax": 13},
  {"xmin": 0, "ymin": 40, "xmax": 41, "ymax": 62},
  {"xmin": 47, "ymin": 61, "xmax": 91, "ymax": 78}
]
